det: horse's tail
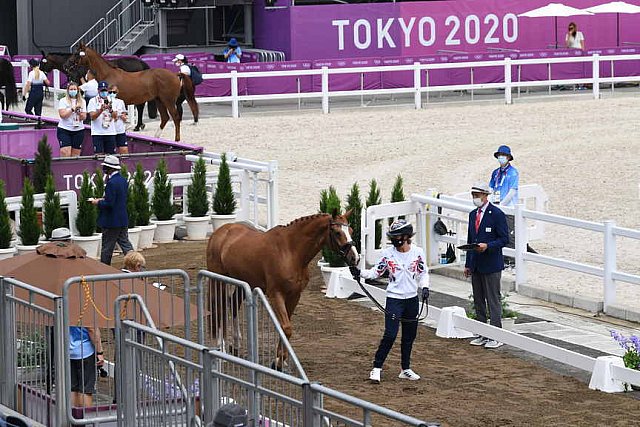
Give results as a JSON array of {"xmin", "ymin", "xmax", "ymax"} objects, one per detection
[
  {"xmin": 0, "ymin": 59, "xmax": 18, "ymax": 109},
  {"xmin": 181, "ymin": 76, "xmax": 199, "ymax": 123}
]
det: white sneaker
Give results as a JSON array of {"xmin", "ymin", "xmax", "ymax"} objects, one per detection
[
  {"xmin": 369, "ymin": 368, "xmax": 381, "ymax": 383},
  {"xmin": 470, "ymin": 336, "xmax": 488, "ymax": 346},
  {"xmin": 484, "ymin": 340, "xmax": 504, "ymax": 349},
  {"xmin": 398, "ymin": 369, "xmax": 420, "ymax": 381}
]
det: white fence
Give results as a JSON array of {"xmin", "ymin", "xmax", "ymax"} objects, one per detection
[
  {"xmin": 196, "ymin": 53, "xmax": 640, "ymax": 118},
  {"xmin": 6, "ymin": 190, "xmax": 79, "ymax": 238},
  {"xmin": 11, "ymin": 61, "xmax": 65, "ymax": 98},
  {"xmin": 360, "ymin": 193, "xmax": 640, "ymax": 313}
]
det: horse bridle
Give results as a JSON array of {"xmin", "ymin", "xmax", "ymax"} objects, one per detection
[{"xmin": 328, "ymin": 220, "xmax": 355, "ymax": 260}]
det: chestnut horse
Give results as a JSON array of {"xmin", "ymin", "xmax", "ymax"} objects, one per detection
[
  {"xmin": 69, "ymin": 43, "xmax": 199, "ymax": 141},
  {"xmin": 206, "ymin": 212, "xmax": 360, "ymax": 368}
]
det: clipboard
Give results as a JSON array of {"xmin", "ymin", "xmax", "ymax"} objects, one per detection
[{"xmin": 457, "ymin": 243, "xmax": 479, "ymax": 251}]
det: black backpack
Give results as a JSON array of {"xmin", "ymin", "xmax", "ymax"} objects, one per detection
[{"xmin": 188, "ymin": 65, "xmax": 203, "ymax": 85}]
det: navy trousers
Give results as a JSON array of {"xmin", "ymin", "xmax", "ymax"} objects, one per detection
[
  {"xmin": 373, "ymin": 296, "xmax": 419, "ymax": 370},
  {"xmin": 100, "ymin": 227, "xmax": 134, "ymax": 266}
]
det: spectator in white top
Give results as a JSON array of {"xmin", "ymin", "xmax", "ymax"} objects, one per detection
[
  {"xmin": 108, "ymin": 84, "xmax": 129, "ymax": 154},
  {"xmin": 87, "ymin": 81, "xmax": 117, "ymax": 155},
  {"xmin": 57, "ymin": 82, "xmax": 87, "ymax": 157},
  {"xmin": 565, "ymin": 22, "xmax": 585, "ymax": 50},
  {"xmin": 350, "ymin": 219, "xmax": 430, "ymax": 384},
  {"xmin": 223, "ymin": 38, "xmax": 242, "ymax": 63},
  {"xmin": 24, "ymin": 58, "xmax": 50, "ymax": 116},
  {"xmin": 80, "ymin": 69, "xmax": 99, "ymax": 117}
]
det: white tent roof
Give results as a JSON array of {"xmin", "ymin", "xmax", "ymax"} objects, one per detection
[
  {"xmin": 586, "ymin": 1, "xmax": 640, "ymax": 14},
  {"xmin": 518, "ymin": 3, "xmax": 594, "ymax": 17}
]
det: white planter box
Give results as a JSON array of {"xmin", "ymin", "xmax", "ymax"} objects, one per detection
[
  {"xmin": 15, "ymin": 244, "xmax": 39, "ymax": 256},
  {"xmin": 0, "ymin": 246, "xmax": 17, "ymax": 260},
  {"xmin": 502, "ymin": 317, "xmax": 517, "ymax": 332},
  {"xmin": 211, "ymin": 213, "xmax": 236, "ymax": 231},
  {"xmin": 138, "ymin": 224, "xmax": 157, "ymax": 249},
  {"xmin": 72, "ymin": 234, "xmax": 102, "ymax": 259},
  {"xmin": 128, "ymin": 227, "xmax": 142, "ymax": 251},
  {"xmin": 184, "ymin": 215, "xmax": 210, "ymax": 240},
  {"xmin": 151, "ymin": 218, "xmax": 177, "ymax": 243}
]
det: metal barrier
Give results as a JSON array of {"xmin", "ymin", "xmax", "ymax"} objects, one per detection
[
  {"xmin": 61, "ymin": 269, "xmax": 197, "ymax": 425},
  {"xmin": 0, "ymin": 277, "xmax": 63, "ymax": 427},
  {"xmin": 119, "ymin": 320, "xmax": 435, "ymax": 426}
]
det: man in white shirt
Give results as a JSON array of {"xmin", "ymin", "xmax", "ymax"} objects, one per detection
[
  {"xmin": 108, "ymin": 85, "xmax": 129, "ymax": 154},
  {"xmin": 87, "ymin": 81, "xmax": 117, "ymax": 154}
]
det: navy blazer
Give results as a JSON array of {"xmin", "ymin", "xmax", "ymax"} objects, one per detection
[
  {"xmin": 464, "ymin": 202, "xmax": 509, "ymax": 274},
  {"xmin": 97, "ymin": 172, "xmax": 129, "ymax": 229}
]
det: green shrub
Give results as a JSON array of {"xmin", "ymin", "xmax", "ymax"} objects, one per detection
[
  {"xmin": 43, "ymin": 174, "xmax": 66, "ymax": 240},
  {"xmin": 75, "ymin": 171, "xmax": 96, "ymax": 236},
  {"xmin": 18, "ymin": 179, "xmax": 41, "ymax": 245},
  {"xmin": 390, "ymin": 174, "xmax": 406, "ymax": 223},
  {"xmin": 133, "ymin": 163, "xmax": 151, "ymax": 226},
  {"xmin": 0, "ymin": 181, "xmax": 12, "ymax": 248},
  {"xmin": 187, "ymin": 156, "xmax": 209, "ymax": 217},
  {"xmin": 32, "ymin": 136, "xmax": 52, "ymax": 194},
  {"xmin": 366, "ymin": 179, "xmax": 382, "ymax": 249},
  {"xmin": 212, "ymin": 153, "xmax": 236, "ymax": 215},
  {"xmin": 120, "ymin": 165, "xmax": 137, "ymax": 228},
  {"xmin": 151, "ymin": 159, "xmax": 175, "ymax": 221},
  {"xmin": 319, "ymin": 186, "xmax": 345, "ymax": 267},
  {"xmin": 467, "ymin": 293, "xmax": 518, "ymax": 320},
  {"xmin": 93, "ymin": 168, "xmax": 105, "ymax": 198},
  {"xmin": 344, "ymin": 182, "xmax": 362, "ymax": 253}
]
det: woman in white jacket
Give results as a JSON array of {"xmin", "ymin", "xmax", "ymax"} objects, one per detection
[{"xmin": 352, "ymin": 219, "xmax": 430, "ymax": 383}]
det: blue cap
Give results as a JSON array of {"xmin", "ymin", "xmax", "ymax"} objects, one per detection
[
  {"xmin": 228, "ymin": 38, "xmax": 239, "ymax": 47},
  {"xmin": 494, "ymin": 145, "xmax": 513, "ymax": 161},
  {"xmin": 98, "ymin": 81, "xmax": 109, "ymax": 90}
]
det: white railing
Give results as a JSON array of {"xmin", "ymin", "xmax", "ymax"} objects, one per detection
[
  {"xmin": 6, "ymin": 190, "xmax": 79, "ymax": 238},
  {"xmin": 196, "ymin": 53, "xmax": 640, "ymax": 118},
  {"xmin": 12, "ymin": 61, "xmax": 64, "ymax": 98}
]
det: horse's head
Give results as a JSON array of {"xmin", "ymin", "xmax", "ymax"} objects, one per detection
[
  {"xmin": 64, "ymin": 51, "xmax": 88, "ymax": 83},
  {"xmin": 327, "ymin": 209, "xmax": 360, "ymax": 267},
  {"xmin": 39, "ymin": 50, "xmax": 53, "ymax": 73}
]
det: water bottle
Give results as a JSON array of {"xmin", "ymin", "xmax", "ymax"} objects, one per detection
[{"xmin": 440, "ymin": 253, "xmax": 447, "ymax": 264}]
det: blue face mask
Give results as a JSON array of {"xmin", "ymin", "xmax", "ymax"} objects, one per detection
[
  {"xmin": 497, "ymin": 155, "xmax": 509, "ymax": 165},
  {"xmin": 99, "ymin": 91, "xmax": 108, "ymax": 98},
  {"xmin": 109, "ymin": 93, "xmax": 116, "ymax": 99},
  {"xmin": 68, "ymin": 90, "xmax": 78, "ymax": 97}
]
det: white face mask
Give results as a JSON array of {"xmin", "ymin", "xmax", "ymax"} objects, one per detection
[
  {"xmin": 497, "ymin": 155, "xmax": 509, "ymax": 166},
  {"xmin": 472, "ymin": 197, "xmax": 484, "ymax": 207}
]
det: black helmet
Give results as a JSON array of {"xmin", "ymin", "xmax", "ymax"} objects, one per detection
[
  {"xmin": 386, "ymin": 219, "xmax": 414, "ymax": 238},
  {"xmin": 28, "ymin": 58, "xmax": 40, "ymax": 67}
]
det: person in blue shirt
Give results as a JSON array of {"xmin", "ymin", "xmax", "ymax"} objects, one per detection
[
  {"xmin": 223, "ymin": 38, "xmax": 242, "ymax": 63},
  {"xmin": 488, "ymin": 145, "xmax": 536, "ymax": 264},
  {"xmin": 463, "ymin": 183, "xmax": 509, "ymax": 349},
  {"xmin": 90, "ymin": 155, "xmax": 133, "ymax": 265}
]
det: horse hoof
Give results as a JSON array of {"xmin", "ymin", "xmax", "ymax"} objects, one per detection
[{"xmin": 270, "ymin": 361, "xmax": 283, "ymax": 372}]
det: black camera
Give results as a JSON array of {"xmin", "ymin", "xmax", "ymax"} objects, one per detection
[{"xmin": 98, "ymin": 366, "xmax": 108, "ymax": 378}]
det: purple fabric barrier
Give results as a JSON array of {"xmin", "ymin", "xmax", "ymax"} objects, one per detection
[
  {"xmin": 417, "ymin": 54, "xmax": 450, "ymax": 87},
  {"xmin": 0, "ymin": 128, "xmax": 59, "ymax": 158},
  {"xmin": 243, "ymin": 61, "xmax": 313, "ymax": 95},
  {"xmin": 0, "ymin": 156, "xmax": 27, "ymax": 196},
  {"xmin": 313, "ymin": 57, "xmax": 382, "ymax": 92}
]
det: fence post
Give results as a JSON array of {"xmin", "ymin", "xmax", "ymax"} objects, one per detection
[
  {"xmin": 302, "ymin": 383, "xmax": 322, "ymax": 427},
  {"xmin": 267, "ymin": 160, "xmax": 279, "ymax": 229},
  {"xmin": 0, "ymin": 278, "xmax": 16, "ymax": 408},
  {"xmin": 514, "ymin": 203, "xmax": 527, "ymax": 290},
  {"xmin": 54, "ymin": 297, "xmax": 69, "ymax": 426},
  {"xmin": 231, "ymin": 70, "xmax": 239, "ymax": 118},
  {"xmin": 121, "ymin": 325, "xmax": 137, "ymax": 424},
  {"xmin": 413, "ymin": 62, "xmax": 422, "ymax": 110},
  {"xmin": 21, "ymin": 62, "xmax": 28, "ymax": 91},
  {"xmin": 321, "ymin": 66, "xmax": 329, "ymax": 114},
  {"xmin": 603, "ymin": 220, "xmax": 616, "ymax": 312},
  {"xmin": 201, "ymin": 350, "xmax": 215, "ymax": 425},
  {"xmin": 53, "ymin": 69, "xmax": 61, "ymax": 97},
  {"xmin": 504, "ymin": 57, "xmax": 512, "ymax": 105},
  {"xmin": 425, "ymin": 188, "xmax": 439, "ymax": 266},
  {"xmin": 592, "ymin": 54, "xmax": 600, "ymax": 100}
]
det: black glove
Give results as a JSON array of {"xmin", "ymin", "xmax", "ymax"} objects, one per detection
[
  {"xmin": 349, "ymin": 266, "xmax": 361, "ymax": 281},
  {"xmin": 22, "ymin": 96, "xmax": 26, "ymax": 101},
  {"xmin": 421, "ymin": 287, "xmax": 430, "ymax": 301}
]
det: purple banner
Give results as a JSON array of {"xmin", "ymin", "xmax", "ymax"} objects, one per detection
[{"xmin": 254, "ymin": 0, "xmax": 638, "ymax": 60}]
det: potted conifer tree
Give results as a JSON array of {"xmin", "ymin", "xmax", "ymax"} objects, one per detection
[
  {"xmin": 72, "ymin": 171, "xmax": 101, "ymax": 258},
  {"xmin": 211, "ymin": 153, "xmax": 237, "ymax": 230},
  {"xmin": 43, "ymin": 174, "xmax": 66, "ymax": 240},
  {"xmin": 133, "ymin": 163, "xmax": 156, "ymax": 249},
  {"xmin": 32, "ymin": 136, "xmax": 52, "ymax": 194},
  {"xmin": 151, "ymin": 159, "xmax": 177, "ymax": 243},
  {"xmin": 184, "ymin": 156, "xmax": 211, "ymax": 240},
  {"xmin": 120, "ymin": 164, "xmax": 141, "ymax": 250},
  {"xmin": 17, "ymin": 179, "xmax": 42, "ymax": 255},
  {"xmin": 0, "ymin": 180, "xmax": 17, "ymax": 260},
  {"xmin": 318, "ymin": 186, "xmax": 348, "ymax": 290}
]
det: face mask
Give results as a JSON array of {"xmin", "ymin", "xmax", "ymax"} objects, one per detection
[
  {"xmin": 102, "ymin": 166, "xmax": 111, "ymax": 175},
  {"xmin": 497, "ymin": 155, "xmax": 509, "ymax": 165},
  {"xmin": 390, "ymin": 237, "xmax": 406, "ymax": 248},
  {"xmin": 68, "ymin": 90, "xmax": 78, "ymax": 97},
  {"xmin": 99, "ymin": 91, "xmax": 108, "ymax": 98},
  {"xmin": 473, "ymin": 198, "xmax": 484, "ymax": 207},
  {"xmin": 109, "ymin": 93, "xmax": 116, "ymax": 99}
]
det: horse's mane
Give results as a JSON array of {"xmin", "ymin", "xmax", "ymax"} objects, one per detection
[{"xmin": 281, "ymin": 213, "xmax": 329, "ymax": 228}]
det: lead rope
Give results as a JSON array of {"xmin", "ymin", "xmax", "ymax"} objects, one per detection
[
  {"xmin": 353, "ymin": 275, "xmax": 429, "ymax": 323},
  {"xmin": 76, "ymin": 276, "xmax": 130, "ymax": 325}
]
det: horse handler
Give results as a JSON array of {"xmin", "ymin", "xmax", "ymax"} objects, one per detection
[{"xmin": 349, "ymin": 219, "xmax": 430, "ymax": 383}]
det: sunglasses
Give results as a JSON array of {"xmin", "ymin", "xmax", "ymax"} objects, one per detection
[{"xmin": 108, "ymin": 91, "xmax": 118, "ymax": 94}]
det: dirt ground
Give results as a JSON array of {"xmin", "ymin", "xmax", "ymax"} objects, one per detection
[{"xmin": 135, "ymin": 239, "xmax": 640, "ymax": 427}]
